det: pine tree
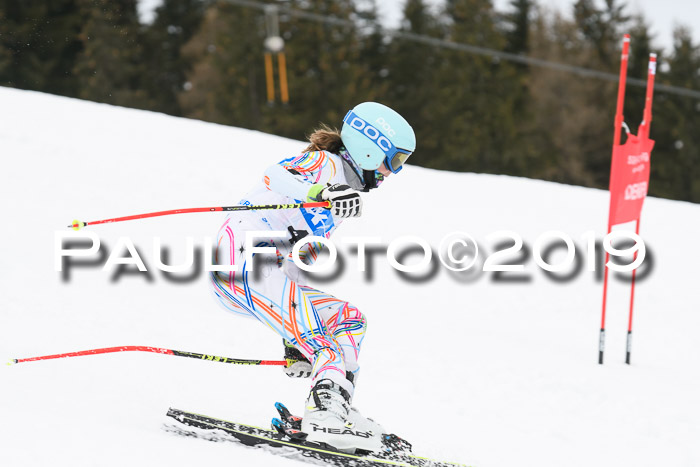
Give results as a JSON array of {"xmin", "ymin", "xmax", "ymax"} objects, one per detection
[
  {"xmin": 429, "ymin": 0, "xmax": 520, "ymax": 175},
  {"xmin": 383, "ymin": 0, "xmax": 441, "ymax": 167},
  {"xmin": 566, "ymin": 0, "xmax": 630, "ymax": 186},
  {"xmin": 269, "ymin": 0, "xmax": 371, "ymax": 139},
  {"xmin": 142, "ymin": 0, "xmax": 206, "ymax": 115},
  {"xmin": 178, "ymin": 2, "xmax": 267, "ymax": 128},
  {"xmin": 353, "ymin": 1, "xmax": 388, "ymax": 100},
  {"xmin": 497, "ymin": 0, "xmax": 542, "ymax": 178},
  {"xmin": 179, "ymin": 0, "xmax": 378, "ymax": 141},
  {"xmin": 526, "ymin": 10, "xmax": 606, "ymax": 186},
  {"xmin": 504, "ymin": 0, "xmax": 532, "ymax": 55},
  {"xmin": 0, "ymin": 5, "xmax": 13, "ymax": 80},
  {"xmin": 0, "ymin": 1, "xmax": 83, "ymax": 96},
  {"xmin": 573, "ymin": 0, "xmax": 629, "ymax": 67},
  {"xmin": 72, "ymin": 0, "xmax": 147, "ymax": 108},
  {"xmin": 653, "ymin": 26, "xmax": 700, "ymax": 202}
]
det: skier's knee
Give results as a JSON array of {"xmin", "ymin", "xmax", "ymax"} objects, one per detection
[{"xmin": 348, "ymin": 305, "xmax": 367, "ymax": 337}]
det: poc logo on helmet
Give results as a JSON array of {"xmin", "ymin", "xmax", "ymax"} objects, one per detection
[
  {"xmin": 348, "ymin": 116, "xmax": 393, "ymax": 153},
  {"xmin": 375, "ymin": 117, "xmax": 396, "ymax": 137}
]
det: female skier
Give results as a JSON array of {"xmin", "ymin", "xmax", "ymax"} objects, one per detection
[{"xmin": 210, "ymin": 102, "xmax": 416, "ymax": 453}]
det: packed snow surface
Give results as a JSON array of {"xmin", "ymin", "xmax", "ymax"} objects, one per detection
[{"xmin": 1, "ymin": 87, "xmax": 698, "ymax": 467}]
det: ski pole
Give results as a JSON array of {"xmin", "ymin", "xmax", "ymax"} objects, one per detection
[
  {"xmin": 68, "ymin": 201, "xmax": 331, "ymax": 230},
  {"xmin": 9, "ymin": 345, "xmax": 287, "ymax": 367}
]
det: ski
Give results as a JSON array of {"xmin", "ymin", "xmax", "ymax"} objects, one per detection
[{"xmin": 165, "ymin": 407, "xmax": 467, "ymax": 467}]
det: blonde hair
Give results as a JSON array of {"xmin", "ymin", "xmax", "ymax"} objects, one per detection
[{"xmin": 304, "ymin": 124, "xmax": 343, "ymax": 153}]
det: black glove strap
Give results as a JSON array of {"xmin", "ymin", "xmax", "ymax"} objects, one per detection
[{"xmin": 287, "ymin": 226, "xmax": 309, "ymax": 245}]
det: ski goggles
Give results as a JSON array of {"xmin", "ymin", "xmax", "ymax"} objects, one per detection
[
  {"xmin": 343, "ymin": 110, "xmax": 413, "ymax": 174},
  {"xmin": 387, "ymin": 148, "xmax": 412, "ymax": 173}
]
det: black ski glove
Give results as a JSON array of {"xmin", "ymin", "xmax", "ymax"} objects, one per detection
[
  {"xmin": 283, "ymin": 339, "xmax": 312, "ymax": 378},
  {"xmin": 308, "ymin": 183, "xmax": 362, "ymax": 218}
]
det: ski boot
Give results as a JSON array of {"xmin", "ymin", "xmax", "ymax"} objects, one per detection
[
  {"xmin": 301, "ymin": 379, "xmax": 384, "ymax": 454},
  {"xmin": 274, "ymin": 400, "xmax": 412, "ymax": 454}
]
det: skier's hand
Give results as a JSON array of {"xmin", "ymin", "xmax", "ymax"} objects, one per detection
[
  {"xmin": 308, "ymin": 183, "xmax": 362, "ymax": 218},
  {"xmin": 284, "ymin": 360, "xmax": 312, "ymax": 378},
  {"xmin": 283, "ymin": 339, "xmax": 312, "ymax": 378}
]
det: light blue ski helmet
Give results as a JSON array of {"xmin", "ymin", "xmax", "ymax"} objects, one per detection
[{"xmin": 341, "ymin": 102, "xmax": 416, "ymax": 175}]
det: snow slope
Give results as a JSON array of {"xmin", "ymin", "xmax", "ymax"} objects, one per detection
[{"xmin": 1, "ymin": 87, "xmax": 699, "ymax": 467}]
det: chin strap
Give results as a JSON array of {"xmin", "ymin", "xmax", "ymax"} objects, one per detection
[
  {"xmin": 338, "ymin": 147, "xmax": 381, "ymax": 192},
  {"xmin": 362, "ymin": 169, "xmax": 376, "ymax": 192}
]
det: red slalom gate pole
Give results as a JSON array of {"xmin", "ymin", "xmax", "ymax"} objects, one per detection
[
  {"xmin": 613, "ymin": 35, "xmax": 631, "ymax": 152},
  {"xmin": 599, "ymin": 233, "xmax": 612, "ymax": 364},
  {"xmin": 626, "ymin": 219, "xmax": 641, "ymax": 364},
  {"xmin": 600, "ymin": 34, "xmax": 631, "ymax": 365},
  {"xmin": 626, "ymin": 53, "xmax": 656, "ymax": 365},
  {"xmin": 68, "ymin": 201, "xmax": 331, "ymax": 230},
  {"xmin": 9, "ymin": 346, "xmax": 287, "ymax": 367},
  {"xmin": 641, "ymin": 54, "xmax": 657, "ymax": 140}
]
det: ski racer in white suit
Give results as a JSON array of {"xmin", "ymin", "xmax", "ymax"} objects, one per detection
[{"xmin": 211, "ymin": 102, "xmax": 416, "ymax": 453}]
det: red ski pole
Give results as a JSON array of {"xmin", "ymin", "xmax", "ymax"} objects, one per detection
[
  {"xmin": 68, "ymin": 201, "xmax": 331, "ymax": 230},
  {"xmin": 9, "ymin": 346, "xmax": 287, "ymax": 367}
]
